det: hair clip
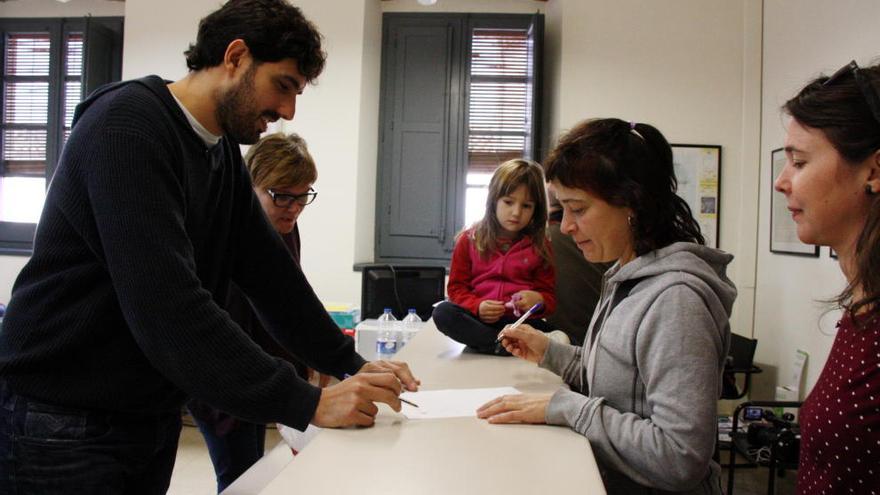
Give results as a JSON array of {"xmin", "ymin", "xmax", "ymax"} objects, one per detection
[{"xmin": 629, "ymin": 121, "xmax": 645, "ymax": 140}]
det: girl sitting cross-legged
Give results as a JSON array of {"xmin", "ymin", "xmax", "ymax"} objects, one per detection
[{"xmin": 432, "ymin": 158, "xmax": 561, "ymax": 355}]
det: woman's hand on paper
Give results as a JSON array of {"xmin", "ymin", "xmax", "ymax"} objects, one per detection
[
  {"xmin": 476, "ymin": 393, "xmax": 552, "ymax": 424},
  {"xmin": 478, "ymin": 299, "xmax": 505, "ymax": 323},
  {"xmin": 359, "ymin": 360, "xmax": 420, "ymax": 391},
  {"xmin": 497, "ymin": 323, "xmax": 549, "ymax": 364},
  {"xmin": 311, "ymin": 372, "xmax": 404, "ymax": 427}
]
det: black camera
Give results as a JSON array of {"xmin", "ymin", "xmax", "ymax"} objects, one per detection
[{"xmin": 745, "ymin": 409, "xmax": 800, "ymax": 464}]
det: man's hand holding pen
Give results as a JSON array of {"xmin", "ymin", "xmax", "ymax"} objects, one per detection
[
  {"xmin": 357, "ymin": 360, "xmax": 420, "ymax": 407},
  {"xmin": 310, "ymin": 360, "xmax": 420, "ymax": 428}
]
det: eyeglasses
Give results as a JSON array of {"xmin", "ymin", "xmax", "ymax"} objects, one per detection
[
  {"xmin": 266, "ymin": 188, "xmax": 317, "ymax": 208},
  {"xmin": 823, "ymin": 60, "xmax": 880, "ymax": 126}
]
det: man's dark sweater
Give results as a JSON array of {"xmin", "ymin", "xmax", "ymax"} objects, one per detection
[{"xmin": 0, "ymin": 76, "xmax": 365, "ymax": 430}]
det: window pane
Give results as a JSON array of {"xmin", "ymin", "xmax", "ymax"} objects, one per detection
[
  {"xmin": 4, "ymin": 160, "xmax": 44, "ymax": 176},
  {"xmin": 466, "ymin": 171, "xmax": 493, "ymax": 186},
  {"xmin": 466, "ymin": 29, "xmax": 530, "ymax": 174},
  {"xmin": 65, "ymin": 33, "xmax": 84, "ymax": 77},
  {"xmin": 467, "ymin": 134, "xmax": 525, "ymax": 172},
  {"xmin": 5, "ymin": 33, "xmax": 51, "ymax": 76},
  {"xmin": 64, "ymin": 80, "xmax": 81, "ymax": 129},
  {"xmin": 465, "ymin": 184, "xmax": 489, "ymax": 228},
  {"xmin": 465, "ymin": 27, "xmax": 533, "ymax": 223},
  {"xmin": 2, "ymin": 129, "xmax": 47, "ymax": 162},
  {"xmin": 468, "ymin": 81, "xmax": 527, "ymax": 132},
  {"xmin": 0, "ymin": 176, "xmax": 45, "ymax": 223},
  {"xmin": 471, "ymin": 29, "xmax": 528, "ymax": 77},
  {"xmin": 3, "ymin": 81, "xmax": 49, "ymax": 124}
]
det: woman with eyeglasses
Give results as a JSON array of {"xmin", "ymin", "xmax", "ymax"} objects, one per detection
[
  {"xmin": 251, "ymin": 136, "xmax": 318, "ymax": 239},
  {"xmin": 774, "ymin": 61, "xmax": 880, "ymax": 493},
  {"xmin": 187, "ymin": 132, "xmax": 321, "ymax": 492}
]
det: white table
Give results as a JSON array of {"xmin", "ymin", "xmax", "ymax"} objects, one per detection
[{"xmin": 225, "ymin": 323, "xmax": 606, "ymax": 494}]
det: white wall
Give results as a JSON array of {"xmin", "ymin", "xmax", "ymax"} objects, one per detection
[
  {"xmin": 353, "ymin": 1, "xmax": 382, "ymax": 270},
  {"xmin": 547, "ymin": 0, "xmax": 763, "ymax": 338},
  {"xmin": 753, "ymin": 0, "xmax": 880, "ymax": 395},
  {"xmin": 541, "ymin": 0, "xmax": 562, "ymax": 154},
  {"xmin": 121, "ymin": 0, "xmax": 209, "ymax": 79},
  {"xmin": 0, "ymin": 0, "xmax": 125, "ymax": 303},
  {"xmin": 277, "ymin": 0, "xmax": 375, "ymax": 303}
]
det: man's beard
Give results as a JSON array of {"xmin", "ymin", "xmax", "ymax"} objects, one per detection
[{"xmin": 215, "ymin": 65, "xmax": 279, "ymax": 144}]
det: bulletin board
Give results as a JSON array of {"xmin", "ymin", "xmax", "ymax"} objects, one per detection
[{"xmin": 671, "ymin": 144, "xmax": 721, "ymax": 248}]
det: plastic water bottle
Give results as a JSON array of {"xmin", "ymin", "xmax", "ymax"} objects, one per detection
[
  {"xmin": 402, "ymin": 308, "xmax": 421, "ymax": 326},
  {"xmin": 376, "ymin": 308, "xmax": 398, "ymax": 359},
  {"xmin": 400, "ymin": 308, "xmax": 421, "ymax": 349}
]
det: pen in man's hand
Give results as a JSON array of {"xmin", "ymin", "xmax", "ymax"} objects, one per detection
[
  {"xmin": 496, "ymin": 302, "xmax": 543, "ymax": 342},
  {"xmin": 399, "ymin": 397, "xmax": 419, "ymax": 408},
  {"xmin": 343, "ymin": 373, "xmax": 419, "ymax": 408}
]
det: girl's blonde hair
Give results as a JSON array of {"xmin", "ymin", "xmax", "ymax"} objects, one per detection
[
  {"xmin": 244, "ymin": 132, "xmax": 317, "ymax": 189},
  {"xmin": 471, "ymin": 159, "xmax": 550, "ymax": 263}
]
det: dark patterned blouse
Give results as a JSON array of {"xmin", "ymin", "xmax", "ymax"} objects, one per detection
[{"xmin": 796, "ymin": 313, "xmax": 880, "ymax": 494}]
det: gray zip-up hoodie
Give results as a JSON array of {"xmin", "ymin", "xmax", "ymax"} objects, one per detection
[{"xmin": 542, "ymin": 242, "xmax": 735, "ymax": 494}]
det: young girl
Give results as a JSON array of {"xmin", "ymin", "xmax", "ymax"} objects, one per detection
[{"xmin": 432, "ymin": 159, "xmax": 559, "ymax": 355}]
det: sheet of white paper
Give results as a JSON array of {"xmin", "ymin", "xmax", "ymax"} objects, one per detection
[{"xmin": 399, "ymin": 386, "xmax": 520, "ymax": 419}]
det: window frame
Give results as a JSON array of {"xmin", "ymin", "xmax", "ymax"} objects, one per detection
[
  {"xmin": 374, "ymin": 12, "xmax": 543, "ymax": 266},
  {"xmin": 462, "ymin": 14, "xmax": 543, "ymax": 229},
  {"xmin": 465, "ymin": 15, "xmax": 543, "ymax": 172},
  {"xmin": 0, "ymin": 17, "xmax": 123, "ymax": 255}
]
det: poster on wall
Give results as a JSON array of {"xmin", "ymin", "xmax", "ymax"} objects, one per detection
[
  {"xmin": 770, "ymin": 147, "xmax": 820, "ymax": 256},
  {"xmin": 671, "ymin": 144, "xmax": 720, "ymax": 248}
]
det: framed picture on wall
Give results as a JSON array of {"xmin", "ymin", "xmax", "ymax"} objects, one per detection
[
  {"xmin": 671, "ymin": 144, "xmax": 721, "ymax": 248},
  {"xmin": 770, "ymin": 147, "xmax": 820, "ymax": 256}
]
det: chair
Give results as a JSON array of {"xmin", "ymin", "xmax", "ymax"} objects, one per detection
[
  {"xmin": 726, "ymin": 400, "xmax": 802, "ymax": 495},
  {"xmin": 360, "ymin": 264, "xmax": 446, "ymax": 321},
  {"xmin": 722, "ymin": 333, "xmax": 763, "ymax": 400},
  {"xmin": 715, "ymin": 333, "xmax": 764, "ymax": 465}
]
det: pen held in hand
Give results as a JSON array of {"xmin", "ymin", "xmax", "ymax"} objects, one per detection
[
  {"xmin": 495, "ymin": 302, "xmax": 543, "ymax": 342},
  {"xmin": 343, "ymin": 373, "xmax": 419, "ymax": 408}
]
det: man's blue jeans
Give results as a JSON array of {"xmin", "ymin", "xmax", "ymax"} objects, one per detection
[
  {"xmin": 187, "ymin": 401, "xmax": 266, "ymax": 493},
  {"xmin": 0, "ymin": 379, "xmax": 181, "ymax": 494}
]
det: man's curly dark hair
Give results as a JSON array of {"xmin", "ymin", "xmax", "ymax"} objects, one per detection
[{"xmin": 184, "ymin": 0, "xmax": 326, "ymax": 83}]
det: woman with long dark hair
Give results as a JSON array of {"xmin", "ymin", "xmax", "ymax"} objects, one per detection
[
  {"xmin": 775, "ymin": 60, "xmax": 880, "ymax": 493},
  {"xmin": 477, "ymin": 118, "xmax": 736, "ymax": 494}
]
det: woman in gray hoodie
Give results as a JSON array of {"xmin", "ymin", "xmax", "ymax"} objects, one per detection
[{"xmin": 478, "ymin": 118, "xmax": 736, "ymax": 494}]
